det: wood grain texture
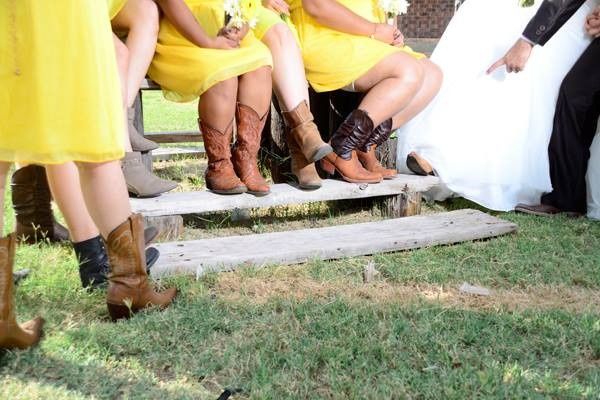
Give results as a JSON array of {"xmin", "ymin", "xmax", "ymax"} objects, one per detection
[
  {"xmin": 131, "ymin": 176, "xmax": 440, "ymax": 217},
  {"xmin": 152, "ymin": 146, "xmax": 205, "ymax": 161},
  {"xmin": 149, "ymin": 209, "xmax": 517, "ymax": 278}
]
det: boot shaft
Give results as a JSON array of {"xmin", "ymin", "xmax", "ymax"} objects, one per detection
[
  {"xmin": 362, "ymin": 119, "xmax": 393, "ymax": 151},
  {"xmin": 105, "ymin": 214, "xmax": 147, "ymax": 279},
  {"xmin": 199, "ymin": 119, "xmax": 234, "ymax": 166},
  {"xmin": 331, "ymin": 110, "xmax": 374, "ymax": 160},
  {"xmin": 282, "ymin": 100, "xmax": 314, "ymax": 129},
  {"xmin": 11, "ymin": 165, "xmax": 53, "ymax": 226},
  {"xmin": 233, "ymin": 103, "xmax": 267, "ymax": 157},
  {"xmin": 0, "ymin": 234, "xmax": 16, "ymax": 321}
]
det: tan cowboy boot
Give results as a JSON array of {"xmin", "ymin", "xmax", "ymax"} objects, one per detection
[
  {"xmin": 282, "ymin": 100, "xmax": 332, "ymax": 163},
  {"xmin": 128, "ymin": 107, "xmax": 159, "ymax": 152},
  {"xmin": 0, "ymin": 234, "xmax": 44, "ymax": 349},
  {"xmin": 121, "ymin": 152, "xmax": 178, "ymax": 198},
  {"xmin": 321, "ymin": 110, "xmax": 382, "ymax": 184},
  {"xmin": 11, "ymin": 165, "xmax": 69, "ymax": 244},
  {"xmin": 357, "ymin": 119, "xmax": 397, "ymax": 179},
  {"xmin": 288, "ymin": 138, "xmax": 322, "ymax": 190},
  {"xmin": 232, "ymin": 103, "xmax": 271, "ymax": 196},
  {"xmin": 105, "ymin": 214, "xmax": 177, "ymax": 321},
  {"xmin": 200, "ymin": 119, "xmax": 247, "ymax": 195}
]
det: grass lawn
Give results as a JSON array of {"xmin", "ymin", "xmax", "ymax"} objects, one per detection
[{"xmin": 1, "ymin": 93, "xmax": 599, "ymax": 399}]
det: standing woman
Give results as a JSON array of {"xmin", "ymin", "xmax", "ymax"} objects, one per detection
[
  {"xmin": 253, "ymin": 3, "xmax": 332, "ymax": 190},
  {"xmin": 0, "ymin": 0, "xmax": 176, "ymax": 349},
  {"xmin": 149, "ymin": 0, "xmax": 274, "ymax": 196},
  {"xmin": 290, "ymin": 0, "xmax": 443, "ymax": 183}
]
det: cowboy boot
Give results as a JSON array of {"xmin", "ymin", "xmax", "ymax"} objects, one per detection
[
  {"xmin": 200, "ymin": 119, "xmax": 247, "ymax": 195},
  {"xmin": 74, "ymin": 235, "xmax": 160, "ymax": 291},
  {"xmin": 357, "ymin": 119, "xmax": 397, "ymax": 179},
  {"xmin": 282, "ymin": 100, "xmax": 332, "ymax": 163},
  {"xmin": 11, "ymin": 165, "xmax": 70, "ymax": 244},
  {"xmin": 232, "ymin": 103, "xmax": 270, "ymax": 196},
  {"xmin": 122, "ymin": 152, "xmax": 178, "ymax": 198},
  {"xmin": 287, "ymin": 137, "xmax": 322, "ymax": 191},
  {"xmin": 128, "ymin": 107, "xmax": 159, "ymax": 152},
  {"xmin": 105, "ymin": 214, "xmax": 176, "ymax": 321},
  {"xmin": 320, "ymin": 110, "xmax": 382, "ymax": 184},
  {"xmin": 0, "ymin": 234, "xmax": 44, "ymax": 349}
]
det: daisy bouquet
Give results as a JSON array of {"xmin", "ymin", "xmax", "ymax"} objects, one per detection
[
  {"xmin": 379, "ymin": 0, "xmax": 410, "ymax": 25},
  {"xmin": 224, "ymin": 0, "xmax": 260, "ymax": 29},
  {"xmin": 519, "ymin": 0, "xmax": 534, "ymax": 6}
]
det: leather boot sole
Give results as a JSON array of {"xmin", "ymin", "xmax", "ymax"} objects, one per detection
[
  {"xmin": 406, "ymin": 153, "xmax": 434, "ymax": 176},
  {"xmin": 209, "ymin": 186, "xmax": 247, "ymax": 195},
  {"xmin": 246, "ymin": 189, "xmax": 271, "ymax": 197},
  {"xmin": 307, "ymin": 144, "xmax": 334, "ymax": 163}
]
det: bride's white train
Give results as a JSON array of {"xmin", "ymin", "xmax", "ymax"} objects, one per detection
[{"xmin": 395, "ymin": 0, "xmax": 600, "ymax": 219}]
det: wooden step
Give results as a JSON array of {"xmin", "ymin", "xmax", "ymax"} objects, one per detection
[
  {"xmin": 152, "ymin": 146, "xmax": 205, "ymax": 161},
  {"xmin": 150, "ymin": 209, "xmax": 517, "ymax": 277},
  {"xmin": 145, "ymin": 131, "xmax": 202, "ymax": 143},
  {"xmin": 131, "ymin": 175, "xmax": 440, "ymax": 217}
]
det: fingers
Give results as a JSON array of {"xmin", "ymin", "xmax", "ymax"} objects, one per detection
[
  {"xmin": 487, "ymin": 58, "xmax": 505, "ymax": 74},
  {"xmin": 275, "ymin": 0, "xmax": 289, "ymax": 14}
]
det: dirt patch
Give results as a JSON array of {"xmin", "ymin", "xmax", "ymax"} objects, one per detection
[{"xmin": 214, "ymin": 274, "xmax": 600, "ymax": 314}]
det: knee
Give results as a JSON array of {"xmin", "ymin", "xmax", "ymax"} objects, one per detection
[
  {"xmin": 210, "ymin": 77, "xmax": 239, "ymax": 100},
  {"xmin": 424, "ymin": 60, "xmax": 444, "ymax": 91},
  {"xmin": 393, "ymin": 58, "xmax": 425, "ymax": 92},
  {"xmin": 263, "ymin": 23, "xmax": 296, "ymax": 50},
  {"xmin": 129, "ymin": 0, "xmax": 160, "ymax": 36}
]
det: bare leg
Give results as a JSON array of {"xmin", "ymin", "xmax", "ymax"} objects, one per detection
[
  {"xmin": 75, "ymin": 161, "xmax": 131, "ymax": 238},
  {"xmin": 45, "ymin": 163, "xmax": 99, "ymax": 243},
  {"xmin": 113, "ymin": 35, "xmax": 133, "ymax": 152},
  {"xmin": 261, "ymin": 24, "xmax": 308, "ymax": 111},
  {"xmin": 111, "ymin": 0, "xmax": 159, "ymax": 107},
  {"xmin": 391, "ymin": 60, "xmax": 443, "ymax": 129},
  {"xmin": 0, "ymin": 162, "xmax": 9, "ymax": 234},
  {"xmin": 353, "ymin": 52, "xmax": 425, "ymax": 126},
  {"xmin": 199, "ymin": 78, "xmax": 238, "ymax": 130},
  {"xmin": 237, "ymin": 66, "xmax": 273, "ymax": 116}
]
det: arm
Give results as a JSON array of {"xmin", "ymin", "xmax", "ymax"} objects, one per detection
[
  {"xmin": 301, "ymin": 0, "xmax": 397, "ymax": 44},
  {"xmin": 523, "ymin": 0, "xmax": 587, "ymax": 45},
  {"xmin": 154, "ymin": 0, "xmax": 237, "ymax": 48}
]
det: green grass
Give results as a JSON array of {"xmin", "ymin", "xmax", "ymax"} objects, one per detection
[{"xmin": 1, "ymin": 99, "xmax": 600, "ymax": 399}]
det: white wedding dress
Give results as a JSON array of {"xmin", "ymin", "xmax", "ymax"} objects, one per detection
[{"xmin": 396, "ymin": 0, "xmax": 600, "ymax": 219}]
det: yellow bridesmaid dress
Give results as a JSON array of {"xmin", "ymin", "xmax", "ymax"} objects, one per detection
[
  {"xmin": 253, "ymin": 6, "xmax": 300, "ymax": 45},
  {"xmin": 288, "ymin": 0, "xmax": 426, "ymax": 92},
  {"xmin": 108, "ymin": 0, "xmax": 127, "ymax": 19},
  {"xmin": 0, "ymin": 0, "xmax": 124, "ymax": 164},
  {"xmin": 149, "ymin": 0, "xmax": 273, "ymax": 102}
]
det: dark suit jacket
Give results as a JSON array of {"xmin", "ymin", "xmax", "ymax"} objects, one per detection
[{"xmin": 523, "ymin": 0, "xmax": 588, "ymax": 45}]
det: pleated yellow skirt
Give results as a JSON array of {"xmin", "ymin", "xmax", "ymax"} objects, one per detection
[
  {"xmin": 0, "ymin": 1, "xmax": 124, "ymax": 164},
  {"xmin": 288, "ymin": 0, "xmax": 426, "ymax": 93},
  {"xmin": 149, "ymin": 0, "xmax": 273, "ymax": 102}
]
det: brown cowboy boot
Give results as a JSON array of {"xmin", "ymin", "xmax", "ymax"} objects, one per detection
[
  {"xmin": 200, "ymin": 119, "xmax": 247, "ymax": 195},
  {"xmin": 11, "ymin": 165, "xmax": 69, "ymax": 244},
  {"xmin": 357, "ymin": 119, "xmax": 397, "ymax": 179},
  {"xmin": 288, "ymin": 137, "xmax": 322, "ymax": 191},
  {"xmin": 232, "ymin": 103, "xmax": 270, "ymax": 196},
  {"xmin": 105, "ymin": 214, "xmax": 177, "ymax": 321},
  {"xmin": 128, "ymin": 107, "xmax": 159, "ymax": 152},
  {"xmin": 282, "ymin": 100, "xmax": 332, "ymax": 163},
  {"xmin": 0, "ymin": 234, "xmax": 44, "ymax": 349},
  {"xmin": 321, "ymin": 110, "xmax": 382, "ymax": 184}
]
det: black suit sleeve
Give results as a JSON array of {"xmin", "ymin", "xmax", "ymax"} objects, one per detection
[{"xmin": 523, "ymin": 0, "xmax": 587, "ymax": 46}]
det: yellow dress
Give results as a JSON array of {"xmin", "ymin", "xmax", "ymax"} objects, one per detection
[
  {"xmin": 149, "ymin": 0, "xmax": 273, "ymax": 102},
  {"xmin": 108, "ymin": 0, "xmax": 127, "ymax": 19},
  {"xmin": 253, "ymin": 6, "xmax": 300, "ymax": 45},
  {"xmin": 288, "ymin": 0, "xmax": 426, "ymax": 93},
  {"xmin": 0, "ymin": 1, "xmax": 124, "ymax": 164}
]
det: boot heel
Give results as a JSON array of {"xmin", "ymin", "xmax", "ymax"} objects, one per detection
[
  {"xmin": 320, "ymin": 158, "xmax": 335, "ymax": 177},
  {"xmin": 107, "ymin": 302, "xmax": 134, "ymax": 321}
]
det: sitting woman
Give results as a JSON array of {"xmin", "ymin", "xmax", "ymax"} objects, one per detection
[
  {"xmin": 149, "ymin": 0, "xmax": 273, "ymax": 196},
  {"xmin": 253, "ymin": 2, "xmax": 332, "ymax": 190},
  {"xmin": 290, "ymin": 0, "xmax": 443, "ymax": 183}
]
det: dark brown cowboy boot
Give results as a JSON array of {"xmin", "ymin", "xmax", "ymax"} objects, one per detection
[
  {"xmin": 282, "ymin": 100, "xmax": 332, "ymax": 163},
  {"xmin": 0, "ymin": 234, "xmax": 44, "ymax": 349},
  {"xmin": 11, "ymin": 165, "xmax": 69, "ymax": 244},
  {"xmin": 105, "ymin": 214, "xmax": 177, "ymax": 321},
  {"xmin": 232, "ymin": 103, "xmax": 271, "ymax": 196},
  {"xmin": 357, "ymin": 119, "xmax": 397, "ymax": 179},
  {"xmin": 200, "ymin": 119, "xmax": 247, "ymax": 195},
  {"xmin": 321, "ymin": 109, "xmax": 382, "ymax": 184}
]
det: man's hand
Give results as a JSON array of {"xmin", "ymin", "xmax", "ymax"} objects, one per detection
[
  {"xmin": 487, "ymin": 38, "xmax": 534, "ymax": 74},
  {"xmin": 262, "ymin": 0, "xmax": 290, "ymax": 15},
  {"xmin": 586, "ymin": 6, "xmax": 600, "ymax": 37}
]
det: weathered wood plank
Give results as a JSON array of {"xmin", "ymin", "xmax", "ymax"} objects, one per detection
[
  {"xmin": 131, "ymin": 175, "xmax": 440, "ymax": 217},
  {"xmin": 150, "ymin": 209, "xmax": 517, "ymax": 277},
  {"xmin": 144, "ymin": 131, "xmax": 203, "ymax": 143},
  {"xmin": 152, "ymin": 146, "xmax": 205, "ymax": 161}
]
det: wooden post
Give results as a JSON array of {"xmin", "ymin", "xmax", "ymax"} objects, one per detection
[
  {"xmin": 262, "ymin": 100, "xmax": 291, "ymax": 184},
  {"xmin": 144, "ymin": 215, "xmax": 184, "ymax": 242}
]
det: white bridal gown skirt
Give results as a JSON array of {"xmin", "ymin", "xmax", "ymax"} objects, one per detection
[{"xmin": 396, "ymin": 0, "xmax": 600, "ymax": 216}]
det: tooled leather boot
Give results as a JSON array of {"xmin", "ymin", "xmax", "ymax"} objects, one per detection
[
  {"xmin": 11, "ymin": 165, "xmax": 70, "ymax": 244},
  {"xmin": 282, "ymin": 100, "xmax": 332, "ymax": 163},
  {"xmin": 357, "ymin": 119, "xmax": 397, "ymax": 179},
  {"xmin": 105, "ymin": 214, "xmax": 176, "ymax": 321},
  {"xmin": 232, "ymin": 103, "xmax": 270, "ymax": 196},
  {"xmin": 0, "ymin": 234, "xmax": 44, "ymax": 349},
  {"xmin": 200, "ymin": 119, "xmax": 247, "ymax": 195},
  {"xmin": 128, "ymin": 107, "xmax": 159, "ymax": 152},
  {"xmin": 320, "ymin": 110, "xmax": 382, "ymax": 184}
]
